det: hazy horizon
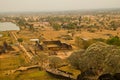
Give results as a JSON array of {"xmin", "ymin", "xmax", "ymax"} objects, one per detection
[{"xmin": 0, "ymin": 0, "xmax": 120, "ymax": 12}]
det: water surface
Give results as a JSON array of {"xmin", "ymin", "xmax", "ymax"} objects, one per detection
[{"xmin": 0, "ymin": 22, "xmax": 20, "ymax": 31}]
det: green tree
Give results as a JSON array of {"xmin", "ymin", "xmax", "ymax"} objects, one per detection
[
  {"xmin": 49, "ymin": 56, "xmax": 63, "ymax": 69},
  {"xmin": 17, "ymin": 19, "xmax": 26, "ymax": 26},
  {"xmin": 52, "ymin": 23, "xmax": 61, "ymax": 31},
  {"xmin": 68, "ymin": 50, "xmax": 85, "ymax": 69},
  {"xmin": 107, "ymin": 36, "xmax": 120, "ymax": 46},
  {"xmin": 75, "ymin": 37, "xmax": 84, "ymax": 49},
  {"xmin": 17, "ymin": 38, "xmax": 23, "ymax": 44},
  {"xmin": 68, "ymin": 42, "xmax": 120, "ymax": 73},
  {"xmin": 75, "ymin": 37, "xmax": 90, "ymax": 49},
  {"xmin": 38, "ymin": 53, "xmax": 48, "ymax": 70}
]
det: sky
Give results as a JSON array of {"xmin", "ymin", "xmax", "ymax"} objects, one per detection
[{"xmin": 0, "ymin": 0, "xmax": 120, "ymax": 12}]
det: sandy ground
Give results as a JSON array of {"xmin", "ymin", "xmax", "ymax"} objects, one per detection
[
  {"xmin": 16, "ymin": 27, "xmax": 120, "ymax": 59},
  {"xmin": 0, "ymin": 54, "xmax": 10, "ymax": 59},
  {"xmin": 56, "ymin": 51, "xmax": 74, "ymax": 59}
]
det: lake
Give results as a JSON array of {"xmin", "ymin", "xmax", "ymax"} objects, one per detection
[{"xmin": 0, "ymin": 22, "xmax": 20, "ymax": 31}]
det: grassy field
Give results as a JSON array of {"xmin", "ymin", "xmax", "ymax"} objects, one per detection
[
  {"xmin": 0, "ymin": 31, "xmax": 15, "ymax": 45},
  {"xmin": 14, "ymin": 69, "xmax": 58, "ymax": 80},
  {"xmin": 0, "ymin": 53, "xmax": 26, "ymax": 70},
  {"xmin": 0, "ymin": 52, "xmax": 26, "ymax": 80},
  {"xmin": 0, "ymin": 68, "xmax": 58, "ymax": 80},
  {"xmin": 0, "ymin": 52, "xmax": 59, "ymax": 80}
]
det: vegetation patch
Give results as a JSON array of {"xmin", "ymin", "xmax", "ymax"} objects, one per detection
[{"xmin": 58, "ymin": 65, "xmax": 80, "ymax": 79}]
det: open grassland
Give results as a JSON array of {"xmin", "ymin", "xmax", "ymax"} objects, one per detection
[
  {"xmin": 0, "ymin": 66, "xmax": 59, "ymax": 80},
  {"xmin": 14, "ymin": 69, "xmax": 58, "ymax": 80},
  {"xmin": 0, "ymin": 31, "xmax": 16, "ymax": 45},
  {"xmin": 0, "ymin": 52, "xmax": 59, "ymax": 80},
  {"xmin": 0, "ymin": 53, "xmax": 26, "ymax": 71},
  {"xmin": 0, "ymin": 53, "xmax": 26, "ymax": 79}
]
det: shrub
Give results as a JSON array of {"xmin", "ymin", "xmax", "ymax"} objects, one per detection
[
  {"xmin": 17, "ymin": 38, "xmax": 23, "ymax": 43},
  {"xmin": 49, "ymin": 56, "xmax": 64, "ymax": 68},
  {"xmin": 106, "ymin": 36, "xmax": 120, "ymax": 46}
]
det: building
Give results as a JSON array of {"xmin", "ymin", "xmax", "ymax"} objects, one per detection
[{"xmin": 36, "ymin": 40, "xmax": 72, "ymax": 51}]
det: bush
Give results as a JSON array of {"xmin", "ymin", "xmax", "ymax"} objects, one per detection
[
  {"xmin": 49, "ymin": 56, "xmax": 64, "ymax": 68},
  {"xmin": 68, "ymin": 50, "xmax": 85, "ymax": 69},
  {"xmin": 107, "ymin": 36, "xmax": 120, "ymax": 46},
  {"xmin": 75, "ymin": 37, "xmax": 103, "ymax": 49},
  {"xmin": 52, "ymin": 23, "xmax": 61, "ymax": 31},
  {"xmin": 17, "ymin": 38, "xmax": 23, "ymax": 43}
]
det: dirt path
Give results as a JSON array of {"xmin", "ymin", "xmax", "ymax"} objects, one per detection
[{"xmin": 9, "ymin": 31, "xmax": 33, "ymax": 60}]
